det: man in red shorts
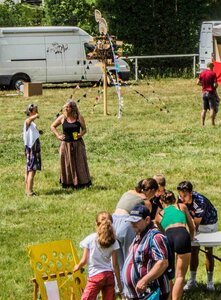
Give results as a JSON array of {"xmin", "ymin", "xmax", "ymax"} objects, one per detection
[{"xmin": 197, "ymin": 62, "xmax": 219, "ymax": 126}]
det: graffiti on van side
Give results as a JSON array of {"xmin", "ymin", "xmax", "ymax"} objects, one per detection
[{"xmin": 47, "ymin": 43, "xmax": 68, "ymax": 54}]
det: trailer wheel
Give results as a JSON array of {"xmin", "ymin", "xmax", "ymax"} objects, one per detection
[{"xmin": 10, "ymin": 74, "xmax": 30, "ymax": 90}]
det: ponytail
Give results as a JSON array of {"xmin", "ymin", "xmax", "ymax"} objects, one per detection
[{"xmin": 96, "ymin": 212, "xmax": 116, "ymax": 248}]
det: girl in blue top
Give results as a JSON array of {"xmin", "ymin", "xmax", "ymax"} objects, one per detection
[{"xmin": 155, "ymin": 191, "xmax": 195, "ymax": 300}]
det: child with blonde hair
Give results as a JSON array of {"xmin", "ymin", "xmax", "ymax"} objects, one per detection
[{"xmin": 74, "ymin": 212, "xmax": 122, "ymax": 300}]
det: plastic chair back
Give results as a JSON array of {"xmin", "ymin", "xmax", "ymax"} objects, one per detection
[{"xmin": 27, "ymin": 239, "xmax": 86, "ymax": 300}]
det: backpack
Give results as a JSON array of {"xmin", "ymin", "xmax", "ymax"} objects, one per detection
[{"xmin": 148, "ymin": 229, "xmax": 175, "ymax": 281}]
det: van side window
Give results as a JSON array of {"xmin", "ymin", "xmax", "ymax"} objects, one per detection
[{"xmin": 84, "ymin": 43, "xmax": 96, "ymax": 59}]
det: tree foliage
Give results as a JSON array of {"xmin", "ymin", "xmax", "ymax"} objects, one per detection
[
  {"xmin": 0, "ymin": 0, "xmax": 221, "ymax": 58},
  {"xmin": 0, "ymin": 0, "xmax": 96, "ymax": 33},
  {"xmin": 95, "ymin": 0, "xmax": 221, "ymax": 55},
  {"xmin": 0, "ymin": 0, "xmax": 43, "ymax": 27},
  {"xmin": 43, "ymin": 0, "xmax": 96, "ymax": 33}
]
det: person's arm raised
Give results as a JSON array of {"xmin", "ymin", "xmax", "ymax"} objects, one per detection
[{"xmin": 26, "ymin": 113, "xmax": 39, "ymax": 128}]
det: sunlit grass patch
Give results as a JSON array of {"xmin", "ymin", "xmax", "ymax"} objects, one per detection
[{"xmin": 0, "ymin": 79, "xmax": 221, "ymax": 299}]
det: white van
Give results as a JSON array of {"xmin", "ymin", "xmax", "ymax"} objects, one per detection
[
  {"xmin": 199, "ymin": 21, "xmax": 221, "ymax": 71},
  {"xmin": 0, "ymin": 26, "xmax": 130, "ymax": 89}
]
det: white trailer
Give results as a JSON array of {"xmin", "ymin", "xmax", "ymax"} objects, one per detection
[
  {"xmin": 0, "ymin": 26, "xmax": 130, "ymax": 89},
  {"xmin": 199, "ymin": 21, "xmax": 221, "ymax": 71}
]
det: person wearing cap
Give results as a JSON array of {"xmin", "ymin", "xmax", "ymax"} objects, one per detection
[
  {"xmin": 177, "ymin": 181, "xmax": 218, "ymax": 291},
  {"xmin": 50, "ymin": 100, "xmax": 91, "ymax": 189},
  {"xmin": 23, "ymin": 104, "xmax": 41, "ymax": 196},
  {"xmin": 197, "ymin": 62, "xmax": 219, "ymax": 126},
  {"xmin": 122, "ymin": 204, "xmax": 170, "ymax": 300}
]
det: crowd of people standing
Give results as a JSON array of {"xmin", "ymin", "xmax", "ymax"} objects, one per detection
[{"xmin": 73, "ymin": 176, "xmax": 218, "ymax": 300}]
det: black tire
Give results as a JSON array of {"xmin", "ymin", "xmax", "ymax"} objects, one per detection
[{"xmin": 10, "ymin": 74, "xmax": 30, "ymax": 90}]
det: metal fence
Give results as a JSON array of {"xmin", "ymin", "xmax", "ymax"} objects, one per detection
[{"xmin": 122, "ymin": 54, "xmax": 199, "ymax": 80}]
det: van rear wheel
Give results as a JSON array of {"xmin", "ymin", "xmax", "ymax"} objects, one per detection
[{"xmin": 10, "ymin": 74, "xmax": 30, "ymax": 90}]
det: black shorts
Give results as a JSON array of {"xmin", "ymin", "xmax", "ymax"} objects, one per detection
[
  {"xmin": 166, "ymin": 227, "xmax": 191, "ymax": 254},
  {"xmin": 202, "ymin": 91, "xmax": 219, "ymax": 113}
]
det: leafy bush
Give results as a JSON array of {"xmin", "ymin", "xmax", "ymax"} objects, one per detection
[{"xmin": 0, "ymin": 0, "xmax": 43, "ymax": 26}]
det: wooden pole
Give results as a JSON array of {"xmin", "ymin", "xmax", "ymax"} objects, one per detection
[{"xmin": 102, "ymin": 60, "xmax": 108, "ymax": 115}]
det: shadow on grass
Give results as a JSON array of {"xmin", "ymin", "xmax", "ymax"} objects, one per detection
[
  {"xmin": 182, "ymin": 283, "xmax": 221, "ymax": 300},
  {"xmin": 43, "ymin": 188, "xmax": 74, "ymax": 196},
  {"xmin": 42, "ymin": 184, "xmax": 109, "ymax": 196},
  {"xmin": 43, "ymin": 83, "xmax": 92, "ymax": 89},
  {"xmin": 89, "ymin": 185, "xmax": 109, "ymax": 191}
]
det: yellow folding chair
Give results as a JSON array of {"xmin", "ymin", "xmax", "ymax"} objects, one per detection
[{"xmin": 27, "ymin": 239, "xmax": 86, "ymax": 300}]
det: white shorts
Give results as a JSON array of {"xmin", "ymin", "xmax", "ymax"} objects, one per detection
[{"xmin": 198, "ymin": 222, "xmax": 218, "ymax": 233}]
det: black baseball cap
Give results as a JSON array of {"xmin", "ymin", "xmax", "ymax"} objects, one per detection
[{"xmin": 126, "ymin": 204, "xmax": 150, "ymax": 223}]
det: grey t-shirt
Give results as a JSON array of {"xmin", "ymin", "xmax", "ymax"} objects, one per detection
[{"xmin": 116, "ymin": 191, "xmax": 145, "ymax": 213}]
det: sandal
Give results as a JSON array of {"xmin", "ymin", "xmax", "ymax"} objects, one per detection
[{"xmin": 26, "ymin": 192, "xmax": 37, "ymax": 197}]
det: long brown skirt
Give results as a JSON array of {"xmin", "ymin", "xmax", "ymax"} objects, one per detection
[{"xmin": 60, "ymin": 139, "xmax": 91, "ymax": 188}]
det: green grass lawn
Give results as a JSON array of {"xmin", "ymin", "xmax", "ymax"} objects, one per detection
[{"xmin": 0, "ymin": 78, "xmax": 221, "ymax": 300}]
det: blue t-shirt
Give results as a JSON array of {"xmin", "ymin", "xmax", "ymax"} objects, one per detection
[{"xmin": 180, "ymin": 192, "xmax": 217, "ymax": 225}]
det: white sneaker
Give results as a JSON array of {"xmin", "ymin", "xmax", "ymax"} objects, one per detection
[
  {"xmin": 183, "ymin": 280, "xmax": 198, "ymax": 291},
  {"xmin": 207, "ymin": 282, "xmax": 215, "ymax": 291}
]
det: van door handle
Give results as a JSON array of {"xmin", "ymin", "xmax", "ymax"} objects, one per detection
[
  {"xmin": 83, "ymin": 60, "xmax": 86, "ymax": 65},
  {"xmin": 77, "ymin": 60, "xmax": 80, "ymax": 65}
]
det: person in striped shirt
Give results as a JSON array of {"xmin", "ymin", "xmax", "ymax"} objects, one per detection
[{"xmin": 122, "ymin": 204, "xmax": 170, "ymax": 300}]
